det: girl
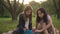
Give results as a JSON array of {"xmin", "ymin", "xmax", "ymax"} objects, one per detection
[
  {"xmin": 12, "ymin": 5, "xmax": 33, "ymax": 34},
  {"xmin": 35, "ymin": 8, "xmax": 56, "ymax": 34}
]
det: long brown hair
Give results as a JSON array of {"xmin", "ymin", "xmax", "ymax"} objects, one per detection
[
  {"xmin": 24, "ymin": 5, "xmax": 32, "ymax": 23},
  {"xmin": 36, "ymin": 8, "xmax": 48, "ymax": 28},
  {"xmin": 36, "ymin": 8, "xmax": 48, "ymax": 24}
]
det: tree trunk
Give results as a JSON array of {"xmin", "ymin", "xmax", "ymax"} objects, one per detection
[
  {"xmin": 12, "ymin": 16, "xmax": 17, "ymax": 21},
  {"xmin": 0, "ymin": 0, "xmax": 4, "ymax": 17},
  {"xmin": 53, "ymin": 0, "xmax": 60, "ymax": 19},
  {"xmin": 11, "ymin": 0, "xmax": 17, "ymax": 21},
  {"xmin": 57, "ymin": 0, "xmax": 60, "ymax": 19},
  {"xmin": 57, "ymin": 9, "xmax": 60, "ymax": 19},
  {"xmin": 1, "ymin": 0, "xmax": 24, "ymax": 21},
  {"xmin": 12, "ymin": 14, "xmax": 17, "ymax": 21}
]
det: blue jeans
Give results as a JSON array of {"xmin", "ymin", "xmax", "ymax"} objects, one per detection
[{"xmin": 24, "ymin": 30, "xmax": 34, "ymax": 34}]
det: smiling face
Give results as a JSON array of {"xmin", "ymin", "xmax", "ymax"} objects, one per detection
[
  {"xmin": 25, "ymin": 10, "xmax": 32, "ymax": 16},
  {"xmin": 38, "ymin": 10, "xmax": 44, "ymax": 18},
  {"xmin": 24, "ymin": 5, "xmax": 32, "ymax": 17}
]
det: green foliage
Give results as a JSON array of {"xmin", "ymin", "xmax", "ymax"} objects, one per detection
[
  {"xmin": 0, "ymin": 0, "xmax": 24, "ymax": 18},
  {"xmin": 29, "ymin": 1, "xmax": 41, "ymax": 14},
  {"xmin": 0, "ymin": 0, "xmax": 59, "ymax": 18},
  {"xmin": 40, "ymin": 0, "xmax": 56, "ymax": 15},
  {"xmin": 29, "ymin": 0, "xmax": 56, "ymax": 15},
  {"xmin": 0, "ymin": 0, "xmax": 11, "ymax": 17}
]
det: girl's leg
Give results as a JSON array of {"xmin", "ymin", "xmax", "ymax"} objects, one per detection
[
  {"xmin": 41, "ymin": 23, "xmax": 49, "ymax": 34},
  {"xmin": 50, "ymin": 26, "xmax": 59, "ymax": 34},
  {"xmin": 48, "ymin": 24, "xmax": 56, "ymax": 34},
  {"xmin": 51, "ymin": 25, "xmax": 56, "ymax": 34},
  {"xmin": 44, "ymin": 30, "xmax": 49, "ymax": 34},
  {"xmin": 36, "ymin": 23, "xmax": 49, "ymax": 34},
  {"xmin": 36, "ymin": 23, "xmax": 44, "ymax": 34},
  {"xmin": 55, "ymin": 28, "xmax": 59, "ymax": 34}
]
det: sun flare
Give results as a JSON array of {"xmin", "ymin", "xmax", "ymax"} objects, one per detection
[{"xmin": 11, "ymin": 0, "xmax": 47, "ymax": 5}]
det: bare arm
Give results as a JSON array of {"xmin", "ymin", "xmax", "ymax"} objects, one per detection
[
  {"xmin": 35, "ymin": 22, "xmax": 49, "ymax": 33},
  {"xmin": 46, "ymin": 17, "xmax": 52, "ymax": 29},
  {"xmin": 35, "ymin": 16, "xmax": 53, "ymax": 32},
  {"xmin": 42, "ymin": 16, "xmax": 56, "ymax": 34},
  {"xmin": 42, "ymin": 16, "xmax": 53, "ymax": 31}
]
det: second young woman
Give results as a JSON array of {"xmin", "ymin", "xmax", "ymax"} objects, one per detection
[{"xmin": 35, "ymin": 8, "xmax": 56, "ymax": 34}]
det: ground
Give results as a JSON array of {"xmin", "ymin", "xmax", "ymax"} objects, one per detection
[{"xmin": 0, "ymin": 16, "xmax": 60, "ymax": 34}]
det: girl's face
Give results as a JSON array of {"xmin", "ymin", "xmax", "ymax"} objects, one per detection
[
  {"xmin": 38, "ymin": 11, "xmax": 44, "ymax": 18},
  {"xmin": 25, "ymin": 10, "xmax": 31, "ymax": 16}
]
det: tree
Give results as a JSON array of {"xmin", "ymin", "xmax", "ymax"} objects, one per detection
[
  {"xmin": 1, "ymin": 0, "xmax": 24, "ymax": 21},
  {"xmin": 40, "ymin": 0, "xmax": 56, "ymax": 15},
  {"xmin": 0, "ymin": 0, "xmax": 4, "ymax": 17},
  {"xmin": 29, "ymin": 1, "xmax": 41, "ymax": 14},
  {"xmin": 52, "ymin": 0, "xmax": 60, "ymax": 18}
]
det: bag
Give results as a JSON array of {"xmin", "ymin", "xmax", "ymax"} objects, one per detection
[{"xmin": 24, "ymin": 30, "xmax": 34, "ymax": 34}]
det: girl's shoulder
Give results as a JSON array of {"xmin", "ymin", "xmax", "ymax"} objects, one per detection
[
  {"xmin": 19, "ymin": 14, "xmax": 24, "ymax": 19},
  {"xmin": 20, "ymin": 14, "xmax": 24, "ymax": 17},
  {"xmin": 47, "ymin": 15, "xmax": 51, "ymax": 20}
]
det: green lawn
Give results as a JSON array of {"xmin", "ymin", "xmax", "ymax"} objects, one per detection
[
  {"xmin": 0, "ymin": 16, "xmax": 60, "ymax": 34},
  {"xmin": 0, "ymin": 18, "xmax": 18, "ymax": 34}
]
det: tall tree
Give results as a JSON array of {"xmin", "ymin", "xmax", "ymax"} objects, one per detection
[
  {"xmin": 0, "ymin": 0, "xmax": 4, "ymax": 17},
  {"xmin": 1, "ymin": 0, "xmax": 24, "ymax": 20},
  {"xmin": 40, "ymin": 0, "xmax": 56, "ymax": 15},
  {"xmin": 52, "ymin": 0, "xmax": 60, "ymax": 18}
]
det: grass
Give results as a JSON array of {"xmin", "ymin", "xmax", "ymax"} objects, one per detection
[
  {"xmin": 0, "ymin": 18, "xmax": 18, "ymax": 34},
  {"xmin": 0, "ymin": 16, "xmax": 60, "ymax": 34},
  {"xmin": 52, "ymin": 16, "xmax": 60, "ymax": 32}
]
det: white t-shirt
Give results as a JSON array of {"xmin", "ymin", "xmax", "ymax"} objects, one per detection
[{"xmin": 25, "ymin": 18, "xmax": 29, "ymax": 28}]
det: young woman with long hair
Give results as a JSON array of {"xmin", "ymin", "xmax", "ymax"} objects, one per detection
[
  {"xmin": 12, "ymin": 5, "xmax": 33, "ymax": 34},
  {"xmin": 35, "ymin": 8, "xmax": 56, "ymax": 34}
]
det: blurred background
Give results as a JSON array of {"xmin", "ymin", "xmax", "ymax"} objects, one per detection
[{"xmin": 0, "ymin": 0, "xmax": 60, "ymax": 34}]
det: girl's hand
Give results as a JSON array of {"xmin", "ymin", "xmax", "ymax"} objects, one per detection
[
  {"xmin": 32, "ymin": 27, "xmax": 36, "ymax": 32},
  {"xmin": 25, "ymin": 27, "xmax": 29, "ymax": 30},
  {"xmin": 35, "ymin": 29, "xmax": 42, "ymax": 32},
  {"xmin": 24, "ymin": 27, "xmax": 29, "ymax": 30},
  {"xmin": 24, "ymin": 28, "xmax": 26, "ymax": 30}
]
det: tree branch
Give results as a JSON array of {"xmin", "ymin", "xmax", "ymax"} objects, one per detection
[
  {"xmin": 1, "ymin": 0, "xmax": 12, "ymax": 14},
  {"xmin": 1, "ymin": 0, "xmax": 10, "ymax": 11},
  {"xmin": 13, "ymin": 0, "xmax": 17, "ymax": 11},
  {"xmin": 7, "ymin": 0, "xmax": 13, "ymax": 10},
  {"xmin": 17, "ymin": 0, "xmax": 24, "ymax": 15}
]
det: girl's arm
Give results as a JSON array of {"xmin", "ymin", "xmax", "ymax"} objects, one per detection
[
  {"xmin": 17, "ymin": 14, "xmax": 24, "ymax": 29},
  {"xmin": 35, "ymin": 23, "xmax": 48, "ymax": 33},
  {"xmin": 41, "ymin": 16, "xmax": 52, "ymax": 32},
  {"xmin": 46, "ymin": 17, "xmax": 52, "ymax": 29},
  {"xmin": 46, "ymin": 17, "xmax": 56, "ymax": 34},
  {"xmin": 35, "ymin": 16, "xmax": 52, "ymax": 32},
  {"xmin": 40, "ymin": 16, "xmax": 56, "ymax": 34}
]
